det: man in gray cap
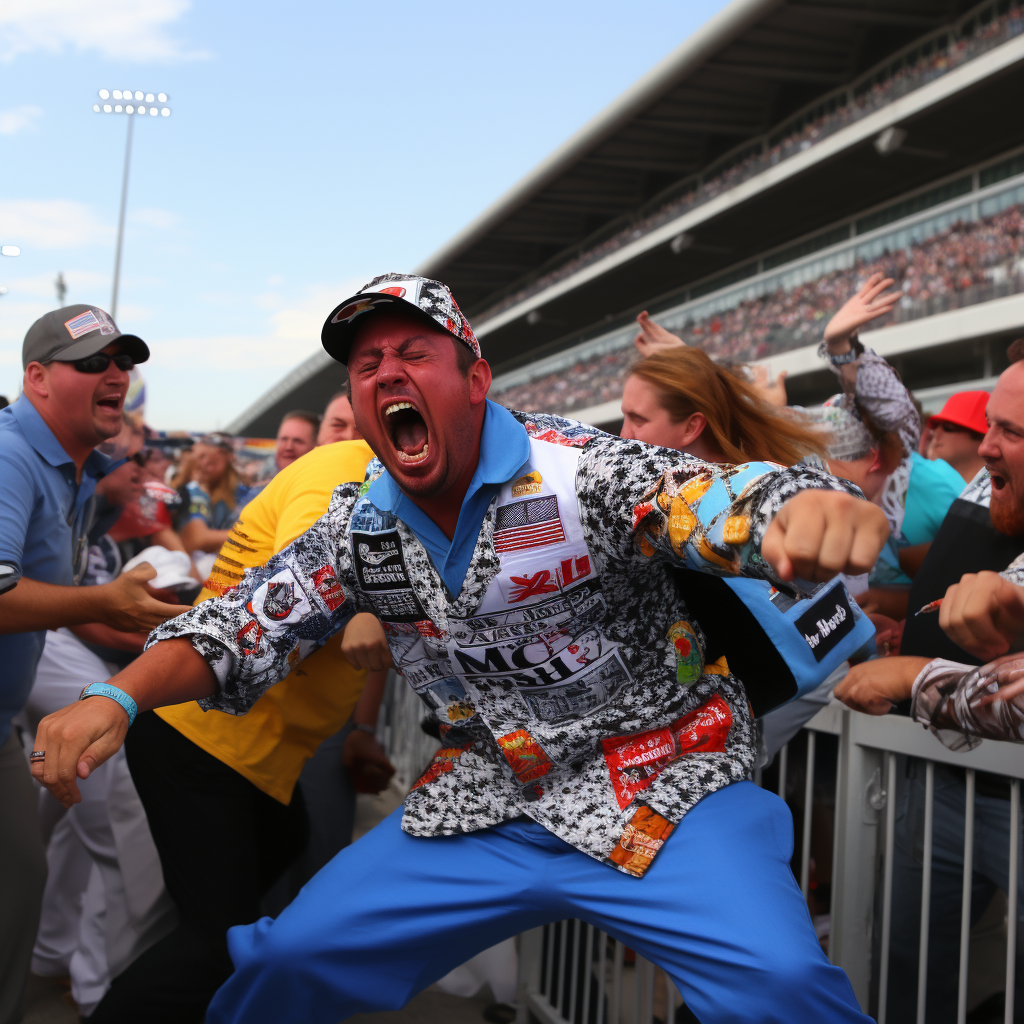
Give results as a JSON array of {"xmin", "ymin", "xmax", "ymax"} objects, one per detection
[{"xmin": 0, "ymin": 304, "xmax": 180, "ymax": 1024}]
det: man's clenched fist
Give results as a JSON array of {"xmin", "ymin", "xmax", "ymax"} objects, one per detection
[
  {"xmin": 939, "ymin": 571, "xmax": 1024, "ymax": 661},
  {"xmin": 762, "ymin": 490, "xmax": 890, "ymax": 584}
]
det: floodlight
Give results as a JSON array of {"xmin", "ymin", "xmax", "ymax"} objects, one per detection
[
  {"xmin": 2, "ymin": 246, "xmax": 21, "ymax": 256},
  {"xmin": 145, "ymin": 93, "xmax": 154, "ymax": 102},
  {"xmin": 124, "ymin": 105, "xmax": 132, "ymax": 114},
  {"xmin": 113, "ymin": 90, "xmax": 122, "ymax": 100},
  {"xmin": 0, "ymin": 287, "xmax": 8, "ymax": 296},
  {"xmin": 157, "ymin": 93, "xmax": 167, "ymax": 102},
  {"xmin": 103, "ymin": 104, "xmax": 112, "ymax": 113},
  {"xmin": 874, "ymin": 127, "xmax": 907, "ymax": 155},
  {"xmin": 93, "ymin": 104, "xmax": 100, "ymax": 112},
  {"xmin": 161, "ymin": 108, "xmax": 170, "ymax": 117},
  {"xmin": 99, "ymin": 89, "xmax": 110, "ymax": 100},
  {"xmin": 134, "ymin": 91, "xmax": 143, "ymax": 101},
  {"xmin": 149, "ymin": 107, "xmax": 157, "ymax": 116},
  {"xmin": 670, "ymin": 232, "xmax": 694, "ymax": 255}
]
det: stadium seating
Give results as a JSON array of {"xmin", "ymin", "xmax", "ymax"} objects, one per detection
[
  {"xmin": 480, "ymin": 2, "xmax": 1024, "ymax": 325},
  {"xmin": 491, "ymin": 194, "xmax": 1024, "ymax": 415}
]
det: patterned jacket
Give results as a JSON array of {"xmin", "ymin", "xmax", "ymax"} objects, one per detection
[{"xmin": 150, "ymin": 412, "xmax": 856, "ymax": 877}]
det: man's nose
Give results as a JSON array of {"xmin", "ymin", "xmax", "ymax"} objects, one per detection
[
  {"xmin": 375, "ymin": 353, "xmax": 407, "ymax": 387},
  {"xmin": 978, "ymin": 427, "xmax": 999, "ymax": 458}
]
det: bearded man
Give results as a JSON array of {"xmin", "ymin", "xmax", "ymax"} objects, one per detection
[
  {"xmin": 835, "ymin": 354, "xmax": 1024, "ymax": 1023},
  {"xmin": 31, "ymin": 276, "xmax": 889, "ymax": 1024}
]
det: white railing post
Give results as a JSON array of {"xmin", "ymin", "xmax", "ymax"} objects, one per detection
[
  {"xmin": 518, "ymin": 927, "xmax": 546, "ymax": 1024},
  {"xmin": 829, "ymin": 707, "xmax": 883, "ymax": 1010}
]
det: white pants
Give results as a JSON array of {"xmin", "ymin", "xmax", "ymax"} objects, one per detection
[{"xmin": 16, "ymin": 629, "xmax": 176, "ymax": 1015}]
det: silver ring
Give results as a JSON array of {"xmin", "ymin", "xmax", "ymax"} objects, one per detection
[{"xmin": 29, "ymin": 751, "xmax": 45, "ymax": 760}]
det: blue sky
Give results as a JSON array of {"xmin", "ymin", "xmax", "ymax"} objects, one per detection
[{"xmin": 1, "ymin": 0, "xmax": 729, "ymax": 431}]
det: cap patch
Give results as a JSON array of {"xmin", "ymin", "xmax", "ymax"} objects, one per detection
[
  {"xmin": 378, "ymin": 286, "xmax": 406, "ymax": 298},
  {"xmin": 331, "ymin": 297, "xmax": 390, "ymax": 324},
  {"xmin": 93, "ymin": 309, "xmax": 117, "ymax": 336},
  {"xmin": 65, "ymin": 310, "xmax": 102, "ymax": 339}
]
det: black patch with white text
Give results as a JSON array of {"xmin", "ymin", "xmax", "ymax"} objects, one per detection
[
  {"xmin": 795, "ymin": 585, "xmax": 856, "ymax": 663},
  {"xmin": 352, "ymin": 530, "xmax": 425, "ymax": 623}
]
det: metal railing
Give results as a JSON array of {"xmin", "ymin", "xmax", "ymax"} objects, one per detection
[{"xmin": 515, "ymin": 702, "xmax": 1024, "ymax": 1024}]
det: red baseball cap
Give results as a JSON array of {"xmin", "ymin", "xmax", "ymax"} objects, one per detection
[{"xmin": 928, "ymin": 390, "xmax": 990, "ymax": 435}]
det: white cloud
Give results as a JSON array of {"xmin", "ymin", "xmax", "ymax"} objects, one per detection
[
  {"xmin": 0, "ymin": 0, "xmax": 208, "ymax": 63},
  {"xmin": 152, "ymin": 280, "xmax": 363, "ymax": 372},
  {"xmin": 0, "ymin": 268, "xmax": 108, "ymax": 300},
  {"xmin": 130, "ymin": 207, "xmax": 179, "ymax": 230},
  {"xmin": 0, "ymin": 199, "xmax": 113, "ymax": 249},
  {"xmin": 0, "ymin": 104, "xmax": 42, "ymax": 135}
]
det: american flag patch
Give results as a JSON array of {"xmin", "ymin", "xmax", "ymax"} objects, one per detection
[
  {"xmin": 64, "ymin": 310, "xmax": 101, "ymax": 339},
  {"xmin": 494, "ymin": 495, "xmax": 565, "ymax": 553}
]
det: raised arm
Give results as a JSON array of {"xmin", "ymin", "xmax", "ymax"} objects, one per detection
[
  {"xmin": 578, "ymin": 436, "xmax": 889, "ymax": 589},
  {"xmin": 821, "ymin": 274, "xmax": 919, "ymax": 455}
]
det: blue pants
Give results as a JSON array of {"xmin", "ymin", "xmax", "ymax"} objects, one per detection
[{"xmin": 207, "ymin": 782, "xmax": 869, "ymax": 1024}]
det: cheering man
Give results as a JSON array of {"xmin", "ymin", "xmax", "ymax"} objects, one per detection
[{"xmin": 34, "ymin": 275, "xmax": 888, "ymax": 1024}]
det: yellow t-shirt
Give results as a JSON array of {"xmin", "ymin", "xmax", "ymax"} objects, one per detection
[{"xmin": 156, "ymin": 440, "xmax": 375, "ymax": 804}]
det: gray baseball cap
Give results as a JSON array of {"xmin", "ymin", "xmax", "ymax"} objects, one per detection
[{"xmin": 22, "ymin": 304, "xmax": 150, "ymax": 370}]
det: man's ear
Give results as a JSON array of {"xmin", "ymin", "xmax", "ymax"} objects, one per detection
[
  {"xmin": 677, "ymin": 412, "xmax": 707, "ymax": 447},
  {"xmin": 468, "ymin": 358, "xmax": 492, "ymax": 405},
  {"xmin": 866, "ymin": 447, "xmax": 886, "ymax": 475},
  {"xmin": 23, "ymin": 362, "xmax": 50, "ymax": 400}
]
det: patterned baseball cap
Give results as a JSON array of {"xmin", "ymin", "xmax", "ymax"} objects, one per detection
[
  {"xmin": 804, "ymin": 395, "xmax": 877, "ymax": 462},
  {"xmin": 321, "ymin": 273, "xmax": 481, "ymax": 365}
]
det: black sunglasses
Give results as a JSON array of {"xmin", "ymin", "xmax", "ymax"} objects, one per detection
[{"xmin": 70, "ymin": 352, "xmax": 135, "ymax": 374}]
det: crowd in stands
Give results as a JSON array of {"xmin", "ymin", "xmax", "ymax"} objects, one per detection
[
  {"xmin": 492, "ymin": 200, "xmax": 1024, "ymax": 414},
  {"xmin": 480, "ymin": 1, "xmax": 1024, "ymax": 322}
]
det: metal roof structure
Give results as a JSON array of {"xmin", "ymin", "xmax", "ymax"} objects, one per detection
[
  {"xmin": 228, "ymin": 0, "xmax": 1010, "ymax": 435},
  {"xmin": 418, "ymin": 0, "xmax": 973, "ymax": 313}
]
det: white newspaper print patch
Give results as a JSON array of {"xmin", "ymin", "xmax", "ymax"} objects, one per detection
[
  {"xmin": 246, "ymin": 567, "xmax": 313, "ymax": 633},
  {"xmin": 93, "ymin": 309, "xmax": 117, "ymax": 335},
  {"xmin": 64, "ymin": 310, "xmax": 102, "ymax": 339}
]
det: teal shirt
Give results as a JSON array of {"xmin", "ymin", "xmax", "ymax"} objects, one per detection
[{"xmin": 902, "ymin": 452, "xmax": 965, "ymax": 547}]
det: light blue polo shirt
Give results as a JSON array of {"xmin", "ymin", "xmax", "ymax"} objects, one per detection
[
  {"xmin": 0, "ymin": 398, "xmax": 113, "ymax": 745},
  {"xmin": 366, "ymin": 400, "xmax": 530, "ymax": 596}
]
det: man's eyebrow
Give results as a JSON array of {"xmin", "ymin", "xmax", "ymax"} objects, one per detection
[{"xmin": 992, "ymin": 413, "xmax": 1024, "ymax": 433}]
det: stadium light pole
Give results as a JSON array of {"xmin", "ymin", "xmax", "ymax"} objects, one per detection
[{"xmin": 93, "ymin": 89, "xmax": 171, "ymax": 319}]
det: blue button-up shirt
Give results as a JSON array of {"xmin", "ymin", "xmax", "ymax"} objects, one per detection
[
  {"xmin": 366, "ymin": 400, "xmax": 530, "ymax": 595},
  {"xmin": 0, "ymin": 398, "xmax": 112, "ymax": 745}
]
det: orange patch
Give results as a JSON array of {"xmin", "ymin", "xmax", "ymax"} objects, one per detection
[
  {"xmin": 410, "ymin": 747, "xmax": 465, "ymax": 790},
  {"xmin": 609, "ymin": 807, "xmax": 675, "ymax": 877},
  {"xmin": 497, "ymin": 729, "xmax": 553, "ymax": 783}
]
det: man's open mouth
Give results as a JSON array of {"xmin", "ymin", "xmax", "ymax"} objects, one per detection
[
  {"xmin": 992, "ymin": 471, "xmax": 1007, "ymax": 491},
  {"xmin": 97, "ymin": 395, "xmax": 123, "ymax": 412},
  {"xmin": 384, "ymin": 401, "xmax": 430, "ymax": 465}
]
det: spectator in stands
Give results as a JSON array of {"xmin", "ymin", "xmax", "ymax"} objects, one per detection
[
  {"xmin": 815, "ymin": 275, "xmax": 964, "ymax": 618},
  {"xmin": 88, "ymin": 436, "xmax": 394, "ymax": 1024},
  {"xmin": 178, "ymin": 435, "xmax": 251, "ymax": 557},
  {"xmin": 926, "ymin": 391, "xmax": 989, "ymax": 483},
  {"xmin": 0, "ymin": 305, "xmax": 180, "ymax": 1024},
  {"xmin": 274, "ymin": 410, "xmax": 319, "ymax": 472},
  {"xmin": 834, "ymin": 346, "xmax": 1024, "ymax": 1023},
  {"xmin": 317, "ymin": 389, "xmax": 359, "ymax": 444}
]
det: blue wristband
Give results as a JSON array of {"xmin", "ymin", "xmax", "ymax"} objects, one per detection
[{"xmin": 79, "ymin": 682, "xmax": 138, "ymax": 727}]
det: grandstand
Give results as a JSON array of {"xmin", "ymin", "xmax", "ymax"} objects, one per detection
[{"xmin": 229, "ymin": 0, "xmax": 1024, "ymax": 436}]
